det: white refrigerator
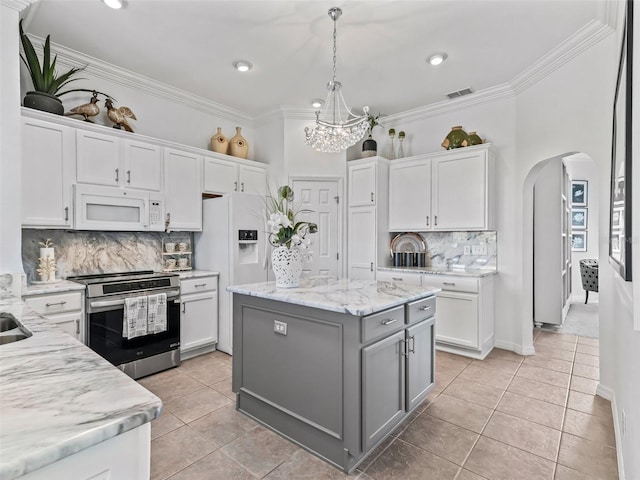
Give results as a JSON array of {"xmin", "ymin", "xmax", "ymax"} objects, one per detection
[{"xmin": 194, "ymin": 193, "xmax": 269, "ymax": 354}]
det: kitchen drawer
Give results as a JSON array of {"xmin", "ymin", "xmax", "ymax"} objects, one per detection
[
  {"xmin": 46, "ymin": 311, "xmax": 83, "ymax": 334},
  {"xmin": 181, "ymin": 276, "xmax": 218, "ymax": 295},
  {"xmin": 406, "ymin": 296, "xmax": 436, "ymax": 325},
  {"xmin": 425, "ymin": 275, "xmax": 478, "ymax": 293},
  {"xmin": 24, "ymin": 292, "xmax": 83, "ymax": 315},
  {"xmin": 377, "ymin": 270, "xmax": 422, "ymax": 285},
  {"xmin": 361, "ymin": 305, "xmax": 404, "ymax": 344}
]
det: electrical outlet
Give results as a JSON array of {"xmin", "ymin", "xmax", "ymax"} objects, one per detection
[
  {"xmin": 463, "ymin": 246, "xmax": 471, "ymax": 255},
  {"xmin": 274, "ymin": 320, "xmax": 287, "ymax": 335},
  {"xmin": 472, "ymin": 244, "xmax": 487, "ymax": 255}
]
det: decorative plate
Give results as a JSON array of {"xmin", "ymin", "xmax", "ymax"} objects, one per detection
[{"xmin": 390, "ymin": 233, "xmax": 426, "ymax": 254}]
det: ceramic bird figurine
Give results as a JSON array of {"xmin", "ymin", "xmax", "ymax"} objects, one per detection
[
  {"xmin": 105, "ymin": 98, "xmax": 137, "ymax": 132},
  {"xmin": 64, "ymin": 91, "xmax": 100, "ymax": 122}
]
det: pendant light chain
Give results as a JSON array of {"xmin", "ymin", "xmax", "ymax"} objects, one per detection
[{"xmin": 332, "ymin": 15, "xmax": 337, "ymax": 85}]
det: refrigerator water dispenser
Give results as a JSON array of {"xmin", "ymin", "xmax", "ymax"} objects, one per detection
[{"xmin": 238, "ymin": 230, "xmax": 259, "ymax": 264}]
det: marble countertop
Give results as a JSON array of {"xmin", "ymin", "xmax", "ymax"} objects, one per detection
[
  {"xmin": 22, "ymin": 280, "xmax": 86, "ymax": 296},
  {"xmin": 0, "ymin": 297, "xmax": 162, "ymax": 480},
  {"xmin": 227, "ymin": 277, "xmax": 440, "ymax": 316},
  {"xmin": 178, "ymin": 269, "xmax": 220, "ymax": 279},
  {"xmin": 378, "ymin": 266, "xmax": 498, "ymax": 278}
]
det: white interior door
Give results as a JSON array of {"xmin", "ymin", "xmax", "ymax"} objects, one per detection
[{"xmin": 292, "ymin": 179, "xmax": 341, "ymax": 278}]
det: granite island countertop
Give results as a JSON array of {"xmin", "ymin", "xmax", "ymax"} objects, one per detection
[
  {"xmin": 227, "ymin": 277, "xmax": 440, "ymax": 316},
  {"xmin": 0, "ymin": 297, "xmax": 162, "ymax": 480}
]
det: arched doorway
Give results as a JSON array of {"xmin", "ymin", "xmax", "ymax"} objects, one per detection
[{"xmin": 522, "ymin": 152, "xmax": 600, "ymax": 351}]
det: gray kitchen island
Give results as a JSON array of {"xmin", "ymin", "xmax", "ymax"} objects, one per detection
[{"xmin": 228, "ymin": 277, "xmax": 440, "ymax": 473}]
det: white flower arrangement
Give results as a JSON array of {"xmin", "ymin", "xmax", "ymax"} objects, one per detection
[{"xmin": 266, "ymin": 186, "xmax": 318, "ymax": 253}]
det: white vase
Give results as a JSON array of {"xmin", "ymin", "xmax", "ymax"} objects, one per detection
[
  {"xmin": 271, "ymin": 246, "xmax": 302, "ymax": 288},
  {"xmin": 39, "ymin": 247, "xmax": 56, "ymax": 282}
]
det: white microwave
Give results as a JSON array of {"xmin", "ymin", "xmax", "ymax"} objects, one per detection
[{"xmin": 74, "ymin": 185, "xmax": 164, "ymax": 231}]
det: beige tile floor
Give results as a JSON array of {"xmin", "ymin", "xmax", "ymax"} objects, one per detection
[{"xmin": 139, "ymin": 330, "xmax": 618, "ymax": 480}]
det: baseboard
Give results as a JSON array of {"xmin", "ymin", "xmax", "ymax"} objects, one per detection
[
  {"xmin": 611, "ymin": 394, "xmax": 626, "ymax": 480},
  {"xmin": 596, "ymin": 383, "xmax": 614, "ymax": 401},
  {"xmin": 494, "ymin": 339, "xmax": 535, "ymax": 356}
]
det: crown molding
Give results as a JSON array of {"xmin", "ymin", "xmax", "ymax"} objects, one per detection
[
  {"xmin": 511, "ymin": 19, "xmax": 613, "ymax": 95},
  {"xmin": 28, "ymin": 35, "xmax": 253, "ymax": 125},
  {"xmin": 1, "ymin": 0, "xmax": 33, "ymax": 11}
]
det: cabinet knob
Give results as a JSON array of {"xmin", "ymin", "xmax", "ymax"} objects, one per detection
[
  {"xmin": 370, "ymin": 262, "xmax": 374, "ymax": 272},
  {"xmin": 115, "ymin": 168, "xmax": 119, "ymax": 183},
  {"xmin": 234, "ymin": 181, "xmax": 238, "ymax": 191},
  {"xmin": 426, "ymin": 216, "xmax": 430, "ymax": 226},
  {"xmin": 75, "ymin": 319, "xmax": 80, "ymax": 335},
  {"xmin": 435, "ymin": 215, "xmax": 438, "ymax": 226},
  {"xmin": 241, "ymin": 182, "xmax": 245, "ymax": 192},
  {"xmin": 64, "ymin": 206, "xmax": 69, "ymax": 222},
  {"xmin": 126, "ymin": 170, "xmax": 131, "ymax": 184},
  {"xmin": 370, "ymin": 192, "xmax": 374, "ymax": 202}
]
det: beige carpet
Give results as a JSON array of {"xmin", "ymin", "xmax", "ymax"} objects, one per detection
[{"xmin": 559, "ymin": 301, "xmax": 599, "ymax": 338}]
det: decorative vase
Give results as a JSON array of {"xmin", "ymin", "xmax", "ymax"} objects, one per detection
[
  {"xmin": 362, "ymin": 134, "xmax": 377, "ymax": 158},
  {"xmin": 388, "ymin": 130, "xmax": 396, "ymax": 160},
  {"xmin": 38, "ymin": 247, "xmax": 56, "ymax": 282},
  {"xmin": 462, "ymin": 131, "xmax": 483, "ymax": 147},
  {"xmin": 441, "ymin": 126, "xmax": 468, "ymax": 150},
  {"xmin": 397, "ymin": 133, "xmax": 405, "ymax": 158},
  {"xmin": 210, "ymin": 127, "xmax": 229, "ymax": 154},
  {"xmin": 229, "ymin": 127, "xmax": 249, "ymax": 159},
  {"xmin": 271, "ymin": 246, "xmax": 303, "ymax": 288},
  {"xmin": 23, "ymin": 91, "xmax": 64, "ymax": 115}
]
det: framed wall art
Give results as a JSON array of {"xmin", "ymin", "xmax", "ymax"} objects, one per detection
[
  {"xmin": 572, "ymin": 232, "xmax": 587, "ymax": 252},
  {"xmin": 609, "ymin": 0, "xmax": 633, "ymax": 280},
  {"xmin": 571, "ymin": 180, "xmax": 588, "ymax": 206},
  {"xmin": 571, "ymin": 208, "xmax": 588, "ymax": 229}
]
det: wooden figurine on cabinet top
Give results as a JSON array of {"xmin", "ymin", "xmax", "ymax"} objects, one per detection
[{"xmin": 105, "ymin": 98, "xmax": 137, "ymax": 132}]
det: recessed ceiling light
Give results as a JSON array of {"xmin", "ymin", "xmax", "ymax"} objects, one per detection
[
  {"xmin": 102, "ymin": 0, "xmax": 123, "ymax": 9},
  {"xmin": 233, "ymin": 61, "xmax": 253, "ymax": 72},
  {"xmin": 428, "ymin": 53, "xmax": 448, "ymax": 66},
  {"xmin": 311, "ymin": 99, "xmax": 324, "ymax": 109}
]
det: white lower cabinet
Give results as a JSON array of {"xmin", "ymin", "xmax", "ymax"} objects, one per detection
[
  {"xmin": 23, "ymin": 290, "xmax": 85, "ymax": 343},
  {"xmin": 18, "ymin": 423, "xmax": 150, "ymax": 480},
  {"xmin": 422, "ymin": 274, "xmax": 495, "ymax": 359},
  {"xmin": 376, "ymin": 270, "xmax": 422, "ymax": 285},
  {"xmin": 180, "ymin": 276, "xmax": 218, "ymax": 359}
]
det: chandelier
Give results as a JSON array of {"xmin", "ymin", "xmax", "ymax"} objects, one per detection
[{"xmin": 305, "ymin": 7, "xmax": 369, "ymax": 153}]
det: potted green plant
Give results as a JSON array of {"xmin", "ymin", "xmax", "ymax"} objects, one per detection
[{"xmin": 19, "ymin": 20, "xmax": 111, "ymax": 115}]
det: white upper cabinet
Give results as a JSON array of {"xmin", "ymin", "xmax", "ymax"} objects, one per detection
[
  {"xmin": 76, "ymin": 130, "xmax": 162, "ymax": 191},
  {"xmin": 164, "ymin": 148, "xmax": 202, "ymax": 231},
  {"xmin": 348, "ymin": 162, "xmax": 377, "ymax": 206},
  {"xmin": 202, "ymin": 154, "xmax": 267, "ymax": 195},
  {"xmin": 76, "ymin": 130, "xmax": 121, "ymax": 187},
  {"xmin": 22, "ymin": 117, "xmax": 75, "ymax": 227},
  {"xmin": 389, "ymin": 145, "xmax": 495, "ymax": 231},
  {"xmin": 122, "ymin": 140, "xmax": 163, "ymax": 191},
  {"xmin": 388, "ymin": 158, "xmax": 431, "ymax": 231}
]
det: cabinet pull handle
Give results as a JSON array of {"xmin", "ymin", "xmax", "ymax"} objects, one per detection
[
  {"xmin": 126, "ymin": 170, "xmax": 131, "ymax": 184},
  {"xmin": 45, "ymin": 301, "xmax": 67, "ymax": 307},
  {"xmin": 194, "ymin": 283, "xmax": 207, "ymax": 288},
  {"xmin": 241, "ymin": 182, "xmax": 245, "ymax": 192},
  {"xmin": 370, "ymin": 262, "xmax": 374, "ymax": 272},
  {"xmin": 64, "ymin": 207, "xmax": 69, "ymax": 221},
  {"xmin": 381, "ymin": 318, "xmax": 397, "ymax": 325},
  {"xmin": 435, "ymin": 215, "xmax": 438, "ymax": 226},
  {"xmin": 392, "ymin": 277, "xmax": 403, "ymax": 281},
  {"xmin": 426, "ymin": 216, "xmax": 429, "ymax": 226},
  {"xmin": 401, "ymin": 339, "xmax": 409, "ymax": 357},
  {"xmin": 409, "ymin": 335, "xmax": 416, "ymax": 354},
  {"xmin": 115, "ymin": 168, "xmax": 119, "ymax": 183},
  {"xmin": 371, "ymin": 192, "xmax": 374, "ymax": 202},
  {"xmin": 75, "ymin": 319, "xmax": 80, "ymax": 335},
  {"xmin": 234, "ymin": 181, "xmax": 238, "ymax": 191},
  {"xmin": 420, "ymin": 305, "xmax": 432, "ymax": 311},
  {"xmin": 443, "ymin": 282, "xmax": 456, "ymax": 286},
  {"xmin": 182, "ymin": 303, "xmax": 186, "ymax": 314}
]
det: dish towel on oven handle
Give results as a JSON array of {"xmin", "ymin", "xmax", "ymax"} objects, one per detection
[
  {"xmin": 123, "ymin": 296, "xmax": 148, "ymax": 339},
  {"xmin": 147, "ymin": 293, "xmax": 167, "ymax": 334}
]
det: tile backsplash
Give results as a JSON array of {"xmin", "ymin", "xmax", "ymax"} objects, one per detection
[
  {"xmin": 386, "ymin": 231, "xmax": 497, "ymax": 269},
  {"xmin": 22, "ymin": 229, "xmax": 192, "ymax": 283}
]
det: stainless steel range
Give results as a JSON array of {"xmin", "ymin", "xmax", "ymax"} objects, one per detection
[{"xmin": 68, "ymin": 270, "xmax": 181, "ymax": 379}]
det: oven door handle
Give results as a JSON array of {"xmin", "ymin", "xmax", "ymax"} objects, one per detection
[{"xmin": 89, "ymin": 289, "xmax": 180, "ymax": 308}]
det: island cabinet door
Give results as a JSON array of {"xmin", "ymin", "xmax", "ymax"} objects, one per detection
[
  {"xmin": 406, "ymin": 317, "xmax": 435, "ymax": 411},
  {"xmin": 362, "ymin": 330, "xmax": 405, "ymax": 451}
]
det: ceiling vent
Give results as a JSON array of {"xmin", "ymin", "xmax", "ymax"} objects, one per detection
[{"xmin": 446, "ymin": 88, "xmax": 473, "ymax": 99}]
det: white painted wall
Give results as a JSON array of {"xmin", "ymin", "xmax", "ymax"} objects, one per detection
[
  {"xmin": 565, "ymin": 155, "xmax": 600, "ymax": 302},
  {"xmin": 0, "ymin": 1, "xmax": 27, "ymax": 295}
]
